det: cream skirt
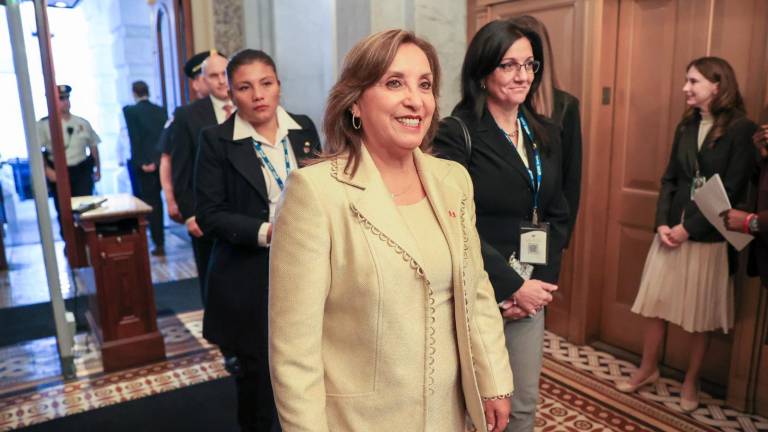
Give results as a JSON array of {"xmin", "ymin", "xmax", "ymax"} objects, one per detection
[{"xmin": 631, "ymin": 235, "xmax": 733, "ymax": 333}]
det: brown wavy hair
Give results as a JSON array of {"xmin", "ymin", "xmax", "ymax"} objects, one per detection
[
  {"xmin": 321, "ymin": 29, "xmax": 441, "ymax": 176},
  {"xmin": 682, "ymin": 57, "xmax": 746, "ymax": 146}
]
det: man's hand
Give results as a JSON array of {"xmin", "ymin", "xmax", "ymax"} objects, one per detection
[
  {"xmin": 141, "ymin": 163, "xmax": 157, "ymax": 173},
  {"xmin": 44, "ymin": 167, "xmax": 56, "ymax": 183},
  {"xmin": 168, "ymin": 201, "xmax": 183, "ymax": 223},
  {"xmin": 186, "ymin": 216, "xmax": 203, "ymax": 238},
  {"xmin": 753, "ymin": 124, "xmax": 768, "ymax": 148},
  {"xmin": 720, "ymin": 209, "xmax": 750, "ymax": 232},
  {"xmin": 483, "ymin": 397, "xmax": 511, "ymax": 432},
  {"xmin": 93, "ymin": 168, "xmax": 101, "ymax": 182}
]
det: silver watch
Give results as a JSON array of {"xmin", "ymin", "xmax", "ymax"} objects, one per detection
[{"xmin": 749, "ymin": 215, "xmax": 760, "ymax": 233}]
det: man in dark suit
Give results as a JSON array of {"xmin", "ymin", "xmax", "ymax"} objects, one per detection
[
  {"xmin": 123, "ymin": 81, "xmax": 167, "ymax": 255},
  {"xmin": 170, "ymin": 50, "xmax": 232, "ymax": 306}
]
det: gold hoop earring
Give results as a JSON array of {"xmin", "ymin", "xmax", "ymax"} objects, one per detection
[{"xmin": 352, "ymin": 113, "xmax": 362, "ymax": 130}]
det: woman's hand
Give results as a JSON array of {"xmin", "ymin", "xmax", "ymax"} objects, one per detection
[
  {"xmin": 656, "ymin": 225, "xmax": 678, "ymax": 248},
  {"xmin": 483, "ymin": 397, "xmax": 511, "ymax": 432},
  {"xmin": 720, "ymin": 209, "xmax": 750, "ymax": 232},
  {"xmin": 668, "ymin": 224, "xmax": 689, "ymax": 244},
  {"xmin": 499, "ymin": 304, "xmax": 528, "ymax": 320},
  {"xmin": 500, "ymin": 279, "xmax": 556, "ymax": 316}
]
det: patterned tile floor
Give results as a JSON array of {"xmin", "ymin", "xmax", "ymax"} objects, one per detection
[
  {"xmin": 542, "ymin": 335, "xmax": 768, "ymax": 432},
  {"xmin": 0, "ymin": 310, "xmax": 224, "ymax": 430}
]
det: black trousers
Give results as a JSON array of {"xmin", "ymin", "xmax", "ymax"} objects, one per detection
[
  {"xmin": 126, "ymin": 159, "xmax": 140, "ymax": 200},
  {"xmin": 223, "ymin": 351, "xmax": 281, "ymax": 432},
  {"xmin": 191, "ymin": 234, "xmax": 214, "ymax": 307},
  {"xmin": 50, "ymin": 157, "xmax": 94, "ymax": 236},
  {"xmin": 135, "ymin": 169, "xmax": 164, "ymax": 248}
]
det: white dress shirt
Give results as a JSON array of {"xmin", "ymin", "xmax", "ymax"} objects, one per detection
[
  {"xmin": 210, "ymin": 95, "xmax": 233, "ymax": 124},
  {"xmin": 232, "ymin": 106, "xmax": 302, "ymax": 247}
]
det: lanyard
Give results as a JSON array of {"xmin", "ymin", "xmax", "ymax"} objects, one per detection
[
  {"xmin": 502, "ymin": 112, "xmax": 543, "ymax": 224},
  {"xmin": 252, "ymin": 137, "xmax": 291, "ymax": 191}
]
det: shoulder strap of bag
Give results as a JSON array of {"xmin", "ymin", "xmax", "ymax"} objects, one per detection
[{"xmin": 444, "ymin": 116, "xmax": 472, "ymax": 160}]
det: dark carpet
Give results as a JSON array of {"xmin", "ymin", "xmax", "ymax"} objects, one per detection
[
  {"xmin": 19, "ymin": 377, "xmax": 239, "ymax": 432},
  {"xmin": 0, "ymin": 278, "xmax": 201, "ymax": 347}
]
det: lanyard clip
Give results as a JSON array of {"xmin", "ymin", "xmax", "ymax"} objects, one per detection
[{"xmin": 532, "ymin": 208, "xmax": 539, "ymax": 226}]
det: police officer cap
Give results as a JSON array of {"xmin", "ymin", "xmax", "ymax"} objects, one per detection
[
  {"xmin": 57, "ymin": 84, "xmax": 72, "ymax": 99},
  {"xmin": 184, "ymin": 49, "xmax": 226, "ymax": 79}
]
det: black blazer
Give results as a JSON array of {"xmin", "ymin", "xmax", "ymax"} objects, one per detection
[
  {"xmin": 123, "ymin": 100, "xmax": 167, "ymax": 166},
  {"xmin": 195, "ymin": 112, "xmax": 321, "ymax": 357},
  {"xmin": 434, "ymin": 107, "xmax": 570, "ymax": 303},
  {"xmin": 656, "ymin": 114, "xmax": 757, "ymax": 242},
  {"xmin": 552, "ymin": 89, "xmax": 582, "ymax": 245},
  {"xmin": 170, "ymin": 97, "xmax": 217, "ymax": 220}
]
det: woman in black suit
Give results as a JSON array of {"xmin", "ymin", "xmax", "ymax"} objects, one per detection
[
  {"xmin": 616, "ymin": 57, "xmax": 757, "ymax": 412},
  {"xmin": 510, "ymin": 15, "xmax": 582, "ymax": 243},
  {"xmin": 195, "ymin": 49, "xmax": 321, "ymax": 431},
  {"xmin": 433, "ymin": 20, "xmax": 569, "ymax": 431}
]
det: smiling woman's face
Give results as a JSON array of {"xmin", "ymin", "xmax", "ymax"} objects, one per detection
[
  {"xmin": 484, "ymin": 36, "xmax": 534, "ymax": 111},
  {"xmin": 352, "ymin": 43, "xmax": 435, "ymax": 155},
  {"xmin": 682, "ymin": 66, "xmax": 719, "ymax": 112}
]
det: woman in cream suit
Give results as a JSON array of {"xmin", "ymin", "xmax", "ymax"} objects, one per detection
[{"xmin": 269, "ymin": 30, "xmax": 514, "ymax": 432}]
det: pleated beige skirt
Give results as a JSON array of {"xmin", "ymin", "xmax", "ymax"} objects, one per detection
[{"xmin": 631, "ymin": 235, "xmax": 733, "ymax": 333}]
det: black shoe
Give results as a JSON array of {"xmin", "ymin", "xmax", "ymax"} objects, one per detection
[{"xmin": 150, "ymin": 246, "xmax": 165, "ymax": 256}]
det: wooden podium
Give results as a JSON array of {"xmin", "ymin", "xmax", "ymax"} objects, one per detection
[{"xmin": 72, "ymin": 194, "xmax": 166, "ymax": 372}]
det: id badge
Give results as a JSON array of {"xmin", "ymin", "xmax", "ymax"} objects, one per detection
[
  {"xmin": 690, "ymin": 175, "xmax": 706, "ymax": 200},
  {"xmin": 519, "ymin": 222, "xmax": 549, "ymax": 265}
]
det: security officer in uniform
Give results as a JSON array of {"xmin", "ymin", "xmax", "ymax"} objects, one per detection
[{"xmin": 37, "ymin": 84, "xmax": 101, "ymax": 234}]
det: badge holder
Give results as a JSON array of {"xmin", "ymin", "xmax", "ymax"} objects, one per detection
[
  {"xmin": 690, "ymin": 173, "xmax": 706, "ymax": 200},
  {"xmin": 519, "ymin": 209, "xmax": 549, "ymax": 265},
  {"xmin": 690, "ymin": 160, "xmax": 706, "ymax": 200}
]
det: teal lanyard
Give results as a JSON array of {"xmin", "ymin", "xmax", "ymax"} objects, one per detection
[
  {"xmin": 252, "ymin": 137, "xmax": 291, "ymax": 191},
  {"xmin": 500, "ymin": 112, "xmax": 543, "ymax": 224}
]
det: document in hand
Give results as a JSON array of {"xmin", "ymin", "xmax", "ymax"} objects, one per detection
[{"xmin": 692, "ymin": 174, "xmax": 753, "ymax": 251}]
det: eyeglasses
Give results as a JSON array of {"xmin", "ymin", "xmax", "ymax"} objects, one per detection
[{"xmin": 497, "ymin": 60, "xmax": 541, "ymax": 74}]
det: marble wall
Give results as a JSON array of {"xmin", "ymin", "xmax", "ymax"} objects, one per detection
[
  {"xmin": 243, "ymin": 0, "xmax": 275, "ymax": 55},
  {"xmin": 273, "ymin": 0, "xmax": 334, "ymax": 130},
  {"xmin": 413, "ymin": 0, "xmax": 466, "ymax": 117},
  {"xmin": 213, "ymin": 0, "xmax": 245, "ymax": 56}
]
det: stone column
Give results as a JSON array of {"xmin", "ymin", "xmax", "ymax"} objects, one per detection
[
  {"xmin": 273, "ymin": 0, "xmax": 335, "ymax": 130},
  {"xmin": 336, "ymin": 0, "xmax": 467, "ymax": 117}
]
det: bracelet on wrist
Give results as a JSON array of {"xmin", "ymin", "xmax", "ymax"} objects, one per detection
[{"xmin": 743, "ymin": 214, "xmax": 753, "ymax": 234}]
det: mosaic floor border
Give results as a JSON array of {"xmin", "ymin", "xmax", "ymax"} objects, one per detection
[{"xmin": 542, "ymin": 331, "xmax": 768, "ymax": 432}]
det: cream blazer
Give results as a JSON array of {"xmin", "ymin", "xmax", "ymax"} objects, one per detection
[{"xmin": 269, "ymin": 146, "xmax": 513, "ymax": 432}]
